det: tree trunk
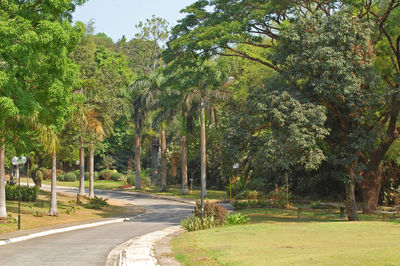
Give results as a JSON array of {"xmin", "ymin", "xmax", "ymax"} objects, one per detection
[
  {"xmin": 78, "ymin": 140, "xmax": 85, "ymax": 196},
  {"xmin": 345, "ymin": 162, "xmax": 359, "ymax": 221},
  {"xmin": 200, "ymin": 98, "xmax": 207, "ymax": 198},
  {"xmin": 181, "ymin": 135, "xmax": 188, "ymax": 194},
  {"xmin": 360, "ymin": 168, "xmax": 383, "ymax": 214},
  {"xmin": 49, "ymin": 150, "xmax": 58, "ymax": 216},
  {"xmin": 89, "ymin": 142, "xmax": 94, "ymax": 198},
  {"xmin": 0, "ymin": 142, "xmax": 7, "ymax": 221},
  {"xmin": 135, "ymin": 134, "xmax": 141, "ymax": 190},
  {"xmin": 160, "ymin": 124, "xmax": 167, "ymax": 192},
  {"xmin": 127, "ymin": 155, "xmax": 133, "ymax": 172},
  {"xmin": 151, "ymin": 137, "xmax": 159, "ymax": 185}
]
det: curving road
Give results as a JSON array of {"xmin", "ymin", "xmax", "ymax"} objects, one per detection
[{"xmin": 0, "ymin": 186, "xmax": 193, "ymax": 266}]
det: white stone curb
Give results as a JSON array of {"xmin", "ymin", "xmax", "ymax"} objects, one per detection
[
  {"xmin": 108, "ymin": 225, "xmax": 182, "ymax": 266},
  {"xmin": 0, "ymin": 218, "xmax": 126, "ymax": 246}
]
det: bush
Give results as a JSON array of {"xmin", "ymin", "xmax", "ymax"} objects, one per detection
[
  {"xmin": 87, "ymin": 196, "xmax": 108, "ymax": 209},
  {"xmin": 140, "ymin": 173, "xmax": 151, "ymax": 187},
  {"xmin": 232, "ymin": 200, "xmax": 268, "ymax": 210},
  {"xmin": 58, "ymin": 172, "xmax": 77, "ymax": 182},
  {"xmin": 194, "ymin": 200, "xmax": 228, "ymax": 225},
  {"xmin": 5, "ymin": 184, "xmax": 38, "ymax": 201},
  {"xmin": 181, "ymin": 215, "xmax": 218, "ymax": 231},
  {"xmin": 99, "ymin": 169, "xmax": 114, "ymax": 180},
  {"xmin": 267, "ymin": 186, "xmax": 288, "ymax": 208},
  {"xmin": 39, "ymin": 167, "xmax": 51, "ymax": 180},
  {"xmin": 126, "ymin": 173, "xmax": 135, "ymax": 186},
  {"xmin": 227, "ymin": 212, "xmax": 250, "ymax": 225},
  {"xmin": 110, "ymin": 172, "xmax": 122, "ymax": 181}
]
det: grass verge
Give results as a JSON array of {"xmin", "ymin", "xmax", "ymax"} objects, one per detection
[
  {"xmin": 172, "ymin": 208, "xmax": 400, "ymax": 265},
  {"xmin": 0, "ymin": 190, "xmax": 126, "ymax": 234},
  {"xmin": 42, "ymin": 179, "xmax": 126, "ymax": 190}
]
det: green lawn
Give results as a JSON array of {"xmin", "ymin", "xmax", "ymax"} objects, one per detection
[
  {"xmin": 137, "ymin": 185, "xmax": 228, "ymax": 201},
  {"xmin": 172, "ymin": 208, "xmax": 400, "ymax": 265},
  {"xmin": 42, "ymin": 179, "xmax": 126, "ymax": 190},
  {"xmin": 42, "ymin": 179, "xmax": 228, "ymax": 201}
]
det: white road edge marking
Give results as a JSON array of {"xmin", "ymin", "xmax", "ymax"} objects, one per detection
[{"xmin": 0, "ymin": 218, "xmax": 127, "ymax": 246}]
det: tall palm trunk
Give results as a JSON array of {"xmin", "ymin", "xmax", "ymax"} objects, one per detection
[
  {"xmin": 135, "ymin": 134, "xmax": 141, "ymax": 190},
  {"xmin": 89, "ymin": 142, "xmax": 94, "ymax": 198},
  {"xmin": 160, "ymin": 122, "xmax": 167, "ymax": 192},
  {"xmin": 0, "ymin": 141, "xmax": 7, "ymax": 221},
  {"xmin": 346, "ymin": 161, "xmax": 359, "ymax": 221},
  {"xmin": 151, "ymin": 137, "xmax": 159, "ymax": 185},
  {"xmin": 49, "ymin": 150, "xmax": 58, "ymax": 216},
  {"xmin": 181, "ymin": 115, "xmax": 188, "ymax": 194},
  {"xmin": 78, "ymin": 139, "xmax": 85, "ymax": 196},
  {"xmin": 200, "ymin": 98, "xmax": 207, "ymax": 198}
]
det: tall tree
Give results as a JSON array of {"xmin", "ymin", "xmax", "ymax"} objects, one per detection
[
  {"xmin": 0, "ymin": 0, "xmax": 85, "ymax": 219},
  {"xmin": 166, "ymin": 0, "xmax": 400, "ymax": 214}
]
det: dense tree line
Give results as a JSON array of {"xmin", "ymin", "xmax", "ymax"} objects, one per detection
[{"xmin": 1, "ymin": 0, "xmax": 400, "ymax": 223}]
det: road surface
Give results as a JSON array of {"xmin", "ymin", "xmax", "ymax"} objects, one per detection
[{"xmin": 0, "ymin": 186, "xmax": 193, "ymax": 266}]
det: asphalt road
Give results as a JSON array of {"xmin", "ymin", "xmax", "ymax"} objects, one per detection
[{"xmin": 0, "ymin": 186, "xmax": 193, "ymax": 266}]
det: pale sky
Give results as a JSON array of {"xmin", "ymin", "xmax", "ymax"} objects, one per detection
[{"xmin": 73, "ymin": 0, "xmax": 197, "ymax": 42}]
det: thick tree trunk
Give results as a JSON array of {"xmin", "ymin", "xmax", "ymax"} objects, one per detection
[
  {"xmin": 346, "ymin": 162, "xmax": 359, "ymax": 221},
  {"xmin": 49, "ymin": 150, "xmax": 58, "ymax": 216},
  {"xmin": 78, "ymin": 141, "xmax": 85, "ymax": 196},
  {"xmin": 135, "ymin": 134, "xmax": 141, "ymax": 190},
  {"xmin": 200, "ymin": 99, "xmax": 207, "ymax": 198},
  {"xmin": 89, "ymin": 142, "xmax": 94, "ymax": 198},
  {"xmin": 360, "ymin": 168, "xmax": 383, "ymax": 214},
  {"xmin": 0, "ymin": 142, "xmax": 7, "ymax": 221},
  {"xmin": 151, "ymin": 137, "xmax": 159, "ymax": 185},
  {"xmin": 160, "ymin": 125, "xmax": 167, "ymax": 192},
  {"xmin": 127, "ymin": 155, "xmax": 133, "ymax": 172},
  {"xmin": 181, "ymin": 135, "xmax": 188, "ymax": 194}
]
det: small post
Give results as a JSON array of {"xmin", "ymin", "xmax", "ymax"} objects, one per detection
[
  {"xmin": 340, "ymin": 206, "xmax": 345, "ymax": 218},
  {"xmin": 297, "ymin": 207, "xmax": 302, "ymax": 220},
  {"xmin": 189, "ymin": 178, "xmax": 193, "ymax": 194},
  {"xmin": 17, "ymin": 166, "xmax": 20, "ymax": 230},
  {"xmin": 328, "ymin": 205, "xmax": 333, "ymax": 215}
]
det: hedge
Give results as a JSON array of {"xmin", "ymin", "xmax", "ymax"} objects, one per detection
[{"xmin": 6, "ymin": 184, "xmax": 38, "ymax": 201}]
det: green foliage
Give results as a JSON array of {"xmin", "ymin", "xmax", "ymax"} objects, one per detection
[
  {"xmin": 87, "ymin": 196, "xmax": 108, "ymax": 209},
  {"xmin": 99, "ymin": 169, "xmax": 115, "ymax": 180},
  {"xmin": 5, "ymin": 184, "xmax": 38, "ymax": 202},
  {"xmin": 226, "ymin": 212, "xmax": 250, "ymax": 225},
  {"xmin": 236, "ymin": 190, "xmax": 260, "ymax": 200},
  {"xmin": 110, "ymin": 172, "xmax": 122, "ymax": 181},
  {"xmin": 180, "ymin": 215, "xmax": 218, "ymax": 232},
  {"xmin": 267, "ymin": 186, "xmax": 289, "ymax": 208},
  {"xmin": 58, "ymin": 172, "xmax": 77, "ymax": 182},
  {"xmin": 126, "ymin": 172, "xmax": 135, "ymax": 186},
  {"xmin": 194, "ymin": 201, "xmax": 228, "ymax": 225}
]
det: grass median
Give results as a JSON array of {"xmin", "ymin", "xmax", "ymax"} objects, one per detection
[
  {"xmin": 172, "ymin": 208, "xmax": 400, "ymax": 265},
  {"xmin": 0, "ymin": 190, "xmax": 127, "ymax": 234}
]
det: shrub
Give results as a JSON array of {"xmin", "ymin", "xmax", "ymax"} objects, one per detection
[
  {"xmin": 181, "ymin": 215, "xmax": 217, "ymax": 231},
  {"xmin": 87, "ymin": 196, "xmax": 108, "ymax": 209},
  {"xmin": 227, "ymin": 212, "xmax": 250, "ymax": 225},
  {"xmin": 99, "ymin": 169, "xmax": 114, "ymax": 180},
  {"xmin": 194, "ymin": 201, "xmax": 228, "ymax": 225},
  {"xmin": 84, "ymin": 172, "xmax": 89, "ymax": 180},
  {"xmin": 267, "ymin": 186, "xmax": 288, "ymax": 208},
  {"xmin": 110, "ymin": 172, "xmax": 122, "ymax": 181},
  {"xmin": 39, "ymin": 167, "xmax": 51, "ymax": 180},
  {"xmin": 5, "ymin": 184, "xmax": 38, "ymax": 201},
  {"xmin": 126, "ymin": 173, "xmax": 135, "ymax": 186},
  {"xmin": 59, "ymin": 172, "xmax": 77, "ymax": 182},
  {"xmin": 140, "ymin": 173, "xmax": 151, "ymax": 187}
]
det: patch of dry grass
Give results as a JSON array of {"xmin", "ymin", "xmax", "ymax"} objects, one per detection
[{"xmin": 0, "ymin": 190, "xmax": 127, "ymax": 234}]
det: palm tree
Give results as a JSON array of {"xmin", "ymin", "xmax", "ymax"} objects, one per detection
[
  {"xmin": 85, "ymin": 107, "xmax": 106, "ymax": 198},
  {"xmin": 128, "ymin": 72, "xmax": 160, "ymax": 190},
  {"xmin": 36, "ymin": 124, "xmax": 60, "ymax": 216}
]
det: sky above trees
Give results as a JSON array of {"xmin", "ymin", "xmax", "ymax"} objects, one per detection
[{"xmin": 73, "ymin": 0, "xmax": 196, "ymax": 41}]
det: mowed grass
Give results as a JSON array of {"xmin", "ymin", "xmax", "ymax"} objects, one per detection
[
  {"xmin": 42, "ymin": 179, "xmax": 126, "ymax": 190},
  {"xmin": 0, "ymin": 190, "xmax": 126, "ymax": 234},
  {"xmin": 172, "ymin": 208, "xmax": 400, "ymax": 265},
  {"xmin": 137, "ymin": 185, "xmax": 228, "ymax": 201}
]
